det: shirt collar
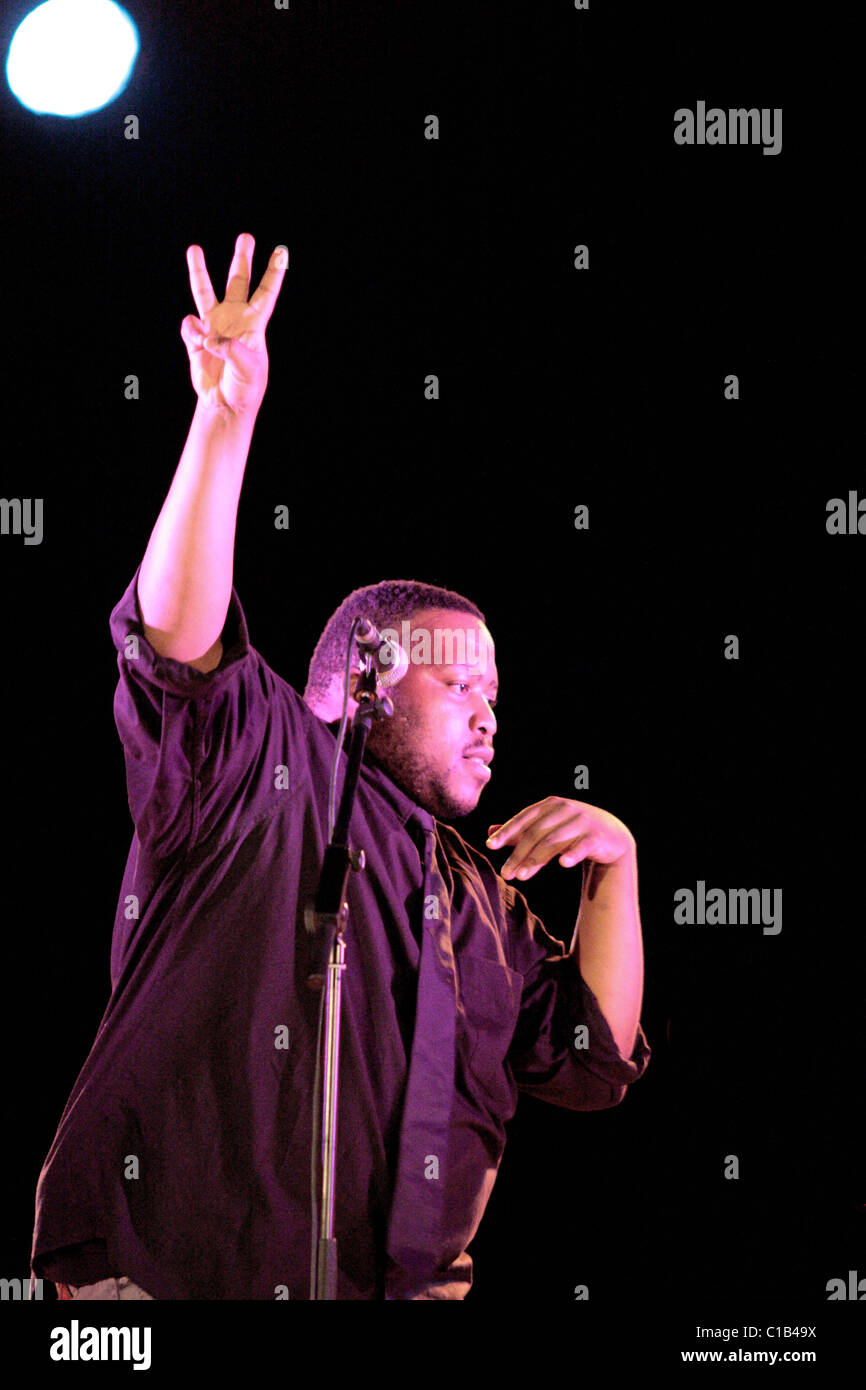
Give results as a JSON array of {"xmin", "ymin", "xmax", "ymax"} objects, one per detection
[{"xmin": 326, "ymin": 720, "xmax": 435, "ymax": 838}]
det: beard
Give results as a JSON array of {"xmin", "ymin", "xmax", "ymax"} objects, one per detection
[{"xmin": 364, "ymin": 706, "xmax": 476, "ymax": 821}]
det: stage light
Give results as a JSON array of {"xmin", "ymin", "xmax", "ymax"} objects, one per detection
[{"xmin": 6, "ymin": 0, "xmax": 139, "ymax": 118}]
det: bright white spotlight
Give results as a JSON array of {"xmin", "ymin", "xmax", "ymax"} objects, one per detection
[{"xmin": 6, "ymin": 0, "xmax": 139, "ymax": 118}]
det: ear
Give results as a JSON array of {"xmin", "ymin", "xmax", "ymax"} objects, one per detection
[
  {"xmin": 347, "ymin": 666, "xmax": 363, "ymax": 703},
  {"xmin": 312, "ymin": 666, "xmax": 364, "ymax": 723}
]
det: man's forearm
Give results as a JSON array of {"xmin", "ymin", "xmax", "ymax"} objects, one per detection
[
  {"xmin": 137, "ymin": 400, "xmax": 257, "ymax": 661},
  {"xmin": 570, "ymin": 843, "xmax": 644, "ymax": 1061}
]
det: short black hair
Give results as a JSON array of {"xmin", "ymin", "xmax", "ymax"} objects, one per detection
[{"xmin": 304, "ymin": 578, "xmax": 486, "ymax": 712}]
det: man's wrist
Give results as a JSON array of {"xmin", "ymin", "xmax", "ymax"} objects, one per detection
[{"xmin": 193, "ymin": 396, "xmax": 261, "ymax": 434}]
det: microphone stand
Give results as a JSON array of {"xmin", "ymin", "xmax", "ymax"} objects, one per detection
[{"xmin": 304, "ymin": 658, "xmax": 394, "ymax": 1300}]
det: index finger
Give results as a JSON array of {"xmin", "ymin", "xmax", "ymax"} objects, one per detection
[
  {"xmin": 186, "ymin": 245, "xmax": 218, "ymax": 320},
  {"xmin": 486, "ymin": 799, "xmax": 554, "ymax": 847},
  {"xmin": 248, "ymin": 245, "xmax": 290, "ymax": 326}
]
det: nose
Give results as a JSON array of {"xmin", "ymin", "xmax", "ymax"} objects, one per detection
[{"xmin": 470, "ymin": 693, "xmax": 497, "ymax": 738}]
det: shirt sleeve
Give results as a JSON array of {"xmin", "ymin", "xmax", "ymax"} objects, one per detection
[
  {"xmin": 502, "ymin": 878, "xmax": 651, "ymax": 1111},
  {"xmin": 109, "ymin": 562, "xmax": 306, "ymax": 859}
]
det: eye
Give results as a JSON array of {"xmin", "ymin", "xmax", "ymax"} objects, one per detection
[{"xmin": 449, "ymin": 681, "xmax": 497, "ymax": 708}]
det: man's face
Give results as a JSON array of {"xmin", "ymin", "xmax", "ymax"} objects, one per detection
[{"xmin": 354, "ymin": 607, "xmax": 499, "ymax": 820}]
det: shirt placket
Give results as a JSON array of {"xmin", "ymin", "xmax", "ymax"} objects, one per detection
[{"xmin": 384, "ymin": 811, "xmax": 458, "ymax": 1290}]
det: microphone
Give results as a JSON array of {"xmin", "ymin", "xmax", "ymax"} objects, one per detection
[{"xmin": 355, "ymin": 618, "xmax": 410, "ymax": 689}]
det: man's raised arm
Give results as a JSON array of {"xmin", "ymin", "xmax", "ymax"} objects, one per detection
[{"xmin": 137, "ymin": 233, "xmax": 288, "ymax": 672}]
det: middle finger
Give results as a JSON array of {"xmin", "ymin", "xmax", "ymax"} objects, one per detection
[{"xmin": 225, "ymin": 231, "xmax": 255, "ymax": 302}]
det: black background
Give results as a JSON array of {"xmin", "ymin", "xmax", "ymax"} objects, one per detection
[{"xmin": 0, "ymin": 0, "xmax": 861, "ymax": 1339}]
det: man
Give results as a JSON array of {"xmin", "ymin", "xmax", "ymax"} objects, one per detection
[{"xmin": 30, "ymin": 234, "xmax": 650, "ymax": 1301}]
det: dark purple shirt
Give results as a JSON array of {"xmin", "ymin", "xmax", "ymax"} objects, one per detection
[{"xmin": 31, "ymin": 565, "xmax": 651, "ymax": 1300}]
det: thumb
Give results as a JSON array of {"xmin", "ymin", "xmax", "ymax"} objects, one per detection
[
  {"xmin": 203, "ymin": 334, "xmax": 258, "ymax": 379},
  {"xmin": 180, "ymin": 314, "xmax": 207, "ymax": 353}
]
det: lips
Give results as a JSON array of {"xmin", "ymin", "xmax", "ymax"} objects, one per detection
[
  {"xmin": 463, "ymin": 749, "xmax": 493, "ymax": 779},
  {"xmin": 463, "ymin": 749, "xmax": 493, "ymax": 766}
]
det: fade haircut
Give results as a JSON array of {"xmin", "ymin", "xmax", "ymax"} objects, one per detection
[{"xmin": 304, "ymin": 579, "xmax": 486, "ymax": 714}]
